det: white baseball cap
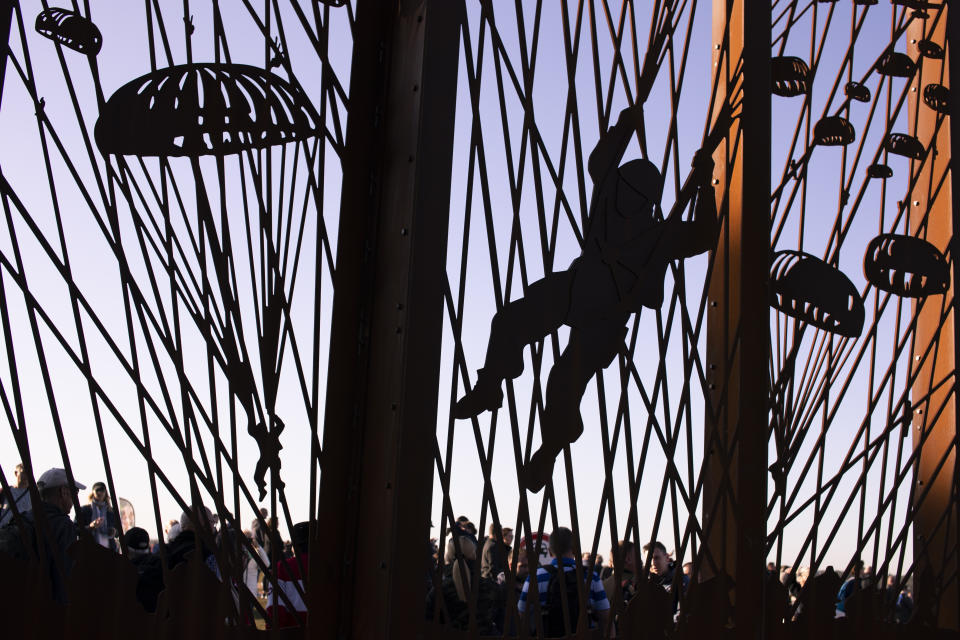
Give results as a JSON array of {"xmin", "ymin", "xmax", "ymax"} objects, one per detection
[{"xmin": 37, "ymin": 467, "xmax": 86, "ymax": 490}]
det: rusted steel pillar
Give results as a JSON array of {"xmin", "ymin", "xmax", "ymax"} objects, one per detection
[
  {"xmin": 909, "ymin": 5, "xmax": 959, "ymax": 630},
  {"xmin": 703, "ymin": 0, "xmax": 770, "ymax": 634},
  {"xmin": 310, "ymin": 1, "xmax": 462, "ymax": 638}
]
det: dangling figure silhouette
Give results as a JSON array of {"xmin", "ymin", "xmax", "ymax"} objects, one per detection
[
  {"xmin": 454, "ymin": 104, "xmax": 719, "ymax": 492},
  {"xmin": 249, "ymin": 415, "xmax": 285, "ymax": 501}
]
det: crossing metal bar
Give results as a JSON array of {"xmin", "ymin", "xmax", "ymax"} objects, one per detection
[
  {"xmin": 310, "ymin": 1, "xmax": 462, "ymax": 638},
  {"xmin": 0, "ymin": 0, "xmax": 13, "ymax": 113},
  {"xmin": 910, "ymin": 4, "xmax": 960, "ymax": 630},
  {"xmin": 703, "ymin": 0, "xmax": 771, "ymax": 635}
]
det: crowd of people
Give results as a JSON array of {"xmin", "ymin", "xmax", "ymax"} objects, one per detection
[
  {"xmin": 0, "ymin": 464, "xmax": 307, "ymax": 629},
  {"xmin": 426, "ymin": 516, "xmax": 918, "ymax": 637},
  {"xmin": 426, "ymin": 517, "xmax": 690, "ymax": 636},
  {"xmin": 0, "ymin": 465, "xmax": 923, "ymax": 636}
]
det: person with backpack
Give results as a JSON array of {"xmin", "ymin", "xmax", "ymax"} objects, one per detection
[{"xmin": 518, "ymin": 527, "xmax": 611, "ymax": 637}]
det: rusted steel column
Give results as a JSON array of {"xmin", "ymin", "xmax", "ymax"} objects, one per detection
[
  {"xmin": 310, "ymin": 1, "xmax": 462, "ymax": 638},
  {"xmin": 703, "ymin": 0, "xmax": 770, "ymax": 634},
  {"xmin": 909, "ymin": 5, "xmax": 959, "ymax": 630}
]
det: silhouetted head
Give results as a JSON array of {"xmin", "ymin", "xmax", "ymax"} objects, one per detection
[
  {"xmin": 548, "ymin": 527, "xmax": 575, "ymax": 559},
  {"xmin": 292, "ymin": 521, "xmax": 310, "ymax": 556},
  {"xmin": 616, "ymin": 159, "xmax": 663, "ymax": 218}
]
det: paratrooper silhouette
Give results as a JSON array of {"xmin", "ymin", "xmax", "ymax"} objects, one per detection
[{"xmin": 454, "ymin": 103, "xmax": 721, "ymax": 492}]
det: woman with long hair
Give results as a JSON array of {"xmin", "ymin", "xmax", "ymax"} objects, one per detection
[{"xmin": 75, "ymin": 482, "xmax": 121, "ymax": 551}]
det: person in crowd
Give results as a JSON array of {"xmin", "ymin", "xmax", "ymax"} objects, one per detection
[
  {"xmin": 0, "ymin": 463, "xmax": 32, "ymax": 526},
  {"xmin": 18, "ymin": 468, "xmax": 84, "ymax": 603},
  {"xmin": 593, "ymin": 554, "xmax": 605, "ymax": 579},
  {"xmin": 427, "ymin": 527, "xmax": 498, "ymax": 633},
  {"xmin": 835, "ymin": 560, "xmax": 865, "ymax": 618},
  {"xmin": 895, "ymin": 587, "xmax": 913, "ymax": 624},
  {"xmin": 243, "ymin": 529, "xmax": 268, "ymax": 600},
  {"xmin": 251, "ymin": 507, "xmax": 268, "ymax": 550},
  {"xmin": 266, "ymin": 521, "xmax": 310, "ymax": 628},
  {"xmin": 124, "ymin": 526, "xmax": 164, "ymax": 613},
  {"xmin": 76, "ymin": 481, "xmax": 121, "ymax": 551},
  {"xmin": 604, "ymin": 539, "xmax": 638, "ymax": 614},
  {"xmin": 481, "ymin": 524, "xmax": 513, "ymax": 631},
  {"xmin": 481, "ymin": 523, "xmax": 512, "ymax": 581},
  {"xmin": 682, "ymin": 562, "xmax": 693, "ymax": 578},
  {"xmin": 167, "ymin": 505, "xmax": 220, "ymax": 579},
  {"xmin": 518, "ymin": 527, "xmax": 610, "ymax": 637},
  {"xmin": 164, "ymin": 518, "xmax": 181, "ymax": 544},
  {"xmin": 643, "ymin": 540, "xmax": 688, "ymax": 612}
]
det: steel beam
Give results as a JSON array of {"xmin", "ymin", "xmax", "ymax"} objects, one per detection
[
  {"xmin": 703, "ymin": 0, "xmax": 771, "ymax": 635},
  {"xmin": 0, "ymin": 0, "xmax": 14, "ymax": 114},
  {"xmin": 909, "ymin": 5, "xmax": 959, "ymax": 630},
  {"xmin": 310, "ymin": 1, "xmax": 462, "ymax": 638}
]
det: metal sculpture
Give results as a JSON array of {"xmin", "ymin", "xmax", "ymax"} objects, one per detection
[
  {"xmin": 95, "ymin": 63, "xmax": 324, "ymax": 501},
  {"xmin": 770, "ymin": 251, "xmax": 865, "ymax": 338},
  {"xmin": 34, "ymin": 8, "xmax": 102, "ymax": 55},
  {"xmin": 877, "ymin": 51, "xmax": 916, "ymax": 77},
  {"xmin": 845, "ymin": 81, "xmax": 871, "ymax": 103},
  {"xmin": 454, "ymin": 103, "xmax": 721, "ymax": 492},
  {"xmin": 94, "ymin": 64, "xmax": 321, "ymax": 157},
  {"xmin": 771, "ymin": 57, "xmax": 810, "ymax": 97},
  {"xmin": 864, "ymin": 234, "xmax": 949, "ymax": 298},
  {"xmin": 884, "ymin": 132, "xmax": 925, "ymax": 160},
  {"xmin": 814, "ymin": 116, "xmax": 856, "ymax": 146}
]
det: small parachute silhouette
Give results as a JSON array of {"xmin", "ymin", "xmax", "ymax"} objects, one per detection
[
  {"xmin": 95, "ymin": 64, "xmax": 321, "ymax": 157},
  {"xmin": 35, "ymin": 8, "xmax": 102, "ymax": 55},
  {"xmin": 864, "ymin": 234, "xmax": 949, "ymax": 298},
  {"xmin": 771, "ymin": 57, "xmax": 810, "ymax": 97},
  {"xmin": 814, "ymin": 116, "xmax": 855, "ymax": 146},
  {"xmin": 771, "ymin": 251, "xmax": 864, "ymax": 338}
]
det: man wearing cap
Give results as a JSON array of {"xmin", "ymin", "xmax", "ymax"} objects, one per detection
[
  {"xmin": 454, "ymin": 103, "xmax": 718, "ymax": 491},
  {"xmin": 76, "ymin": 481, "xmax": 121, "ymax": 551},
  {"xmin": 21, "ymin": 468, "xmax": 85, "ymax": 603}
]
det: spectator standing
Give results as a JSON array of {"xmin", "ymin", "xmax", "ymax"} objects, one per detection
[
  {"xmin": 0, "ymin": 463, "xmax": 32, "ymax": 526},
  {"xmin": 427, "ymin": 529, "xmax": 498, "ymax": 633},
  {"xmin": 251, "ymin": 507, "xmax": 268, "ymax": 549},
  {"xmin": 167, "ymin": 506, "xmax": 220, "ymax": 579},
  {"xmin": 604, "ymin": 539, "xmax": 638, "ymax": 614},
  {"xmin": 124, "ymin": 526, "xmax": 164, "ymax": 613},
  {"xmin": 481, "ymin": 524, "xmax": 512, "ymax": 581},
  {"xmin": 76, "ymin": 481, "xmax": 121, "ymax": 551},
  {"xmin": 266, "ymin": 522, "xmax": 310, "ymax": 628},
  {"xmin": 20, "ymin": 468, "xmax": 85, "ymax": 603},
  {"xmin": 643, "ymin": 540, "xmax": 688, "ymax": 612},
  {"xmin": 518, "ymin": 527, "xmax": 610, "ymax": 637},
  {"xmin": 243, "ymin": 529, "xmax": 268, "ymax": 599}
]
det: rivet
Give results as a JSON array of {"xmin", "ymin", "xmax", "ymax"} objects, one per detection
[
  {"xmin": 715, "ymin": 44, "xmax": 721, "ymax": 50},
  {"xmin": 400, "ymin": 227, "xmax": 408, "ymax": 236},
  {"xmin": 913, "ymin": 200, "xmax": 920, "ymax": 206},
  {"xmin": 396, "ymin": 326, "xmax": 403, "ymax": 334},
  {"xmin": 712, "ymin": 178, "xmax": 720, "ymax": 185},
  {"xmin": 413, "ymin": 84, "xmax": 419, "ymax": 92}
]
